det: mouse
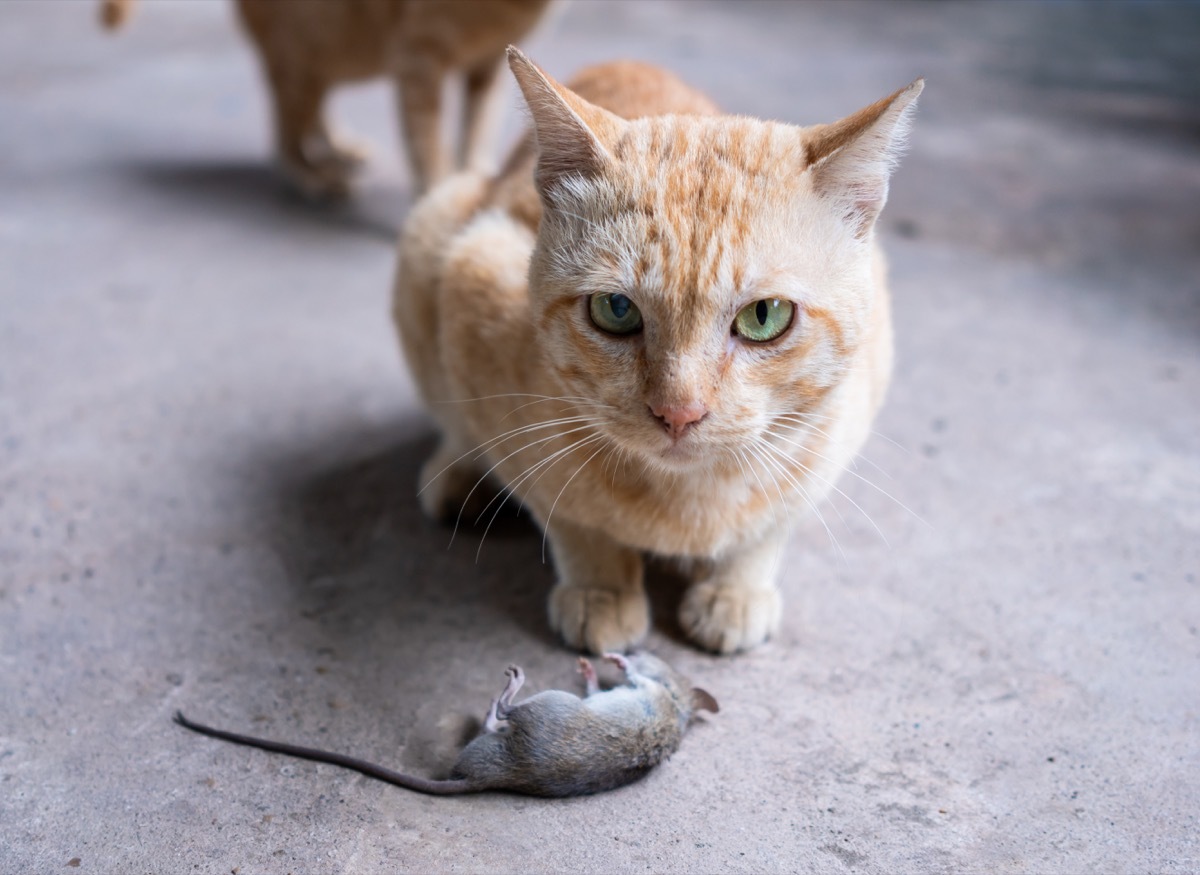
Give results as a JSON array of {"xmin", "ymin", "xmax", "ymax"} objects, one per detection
[{"xmin": 174, "ymin": 651, "xmax": 719, "ymax": 797}]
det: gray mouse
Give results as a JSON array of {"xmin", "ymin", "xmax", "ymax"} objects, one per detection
[{"xmin": 174, "ymin": 651, "xmax": 718, "ymax": 797}]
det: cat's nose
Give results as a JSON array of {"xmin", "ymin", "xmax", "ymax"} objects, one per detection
[{"xmin": 649, "ymin": 401, "xmax": 708, "ymax": 439}]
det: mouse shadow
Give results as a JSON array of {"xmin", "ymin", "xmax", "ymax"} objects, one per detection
[{"xmin": 115, "ymin": 157, "xmax": 406, "ymax": 244}]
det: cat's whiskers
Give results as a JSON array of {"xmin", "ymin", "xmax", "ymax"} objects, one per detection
[
  {"xmin": 776, "ymin": 409, "xmax": 911, "ymax": 456},
  {"xmin": 732, "ymin": 445, "xmax": 782, "ymax": 537},
  {"xmin": 439, "ymin": 391, "xmax": 602, "ymax": 406},
  {"xmin": 770, "ymin": 411, "xmax": 900, "ymax": 485},
  {"xmin": 541, "ymin": 437, "xmax": 611, "ymax": 564},
  {"xmin": 500, "ymin": 398, "xmax": 610, "ymax": 425},
  {"xmin": 449, "ymin": 420, "xmax": 606, "ymax": 548},
  {"xmin": 740, "ymin": 442, "xmax": 796, "ymax": 581},
  {"xmin": 748, "ymin": 437, "xmax": 844, "ymax": 562},
  {"xmin": 760, "ymin": 431, "xmax": 888, "ymax": 547},
  {"xmin": 475, "ymin": 432, "xmax": 608, "ymax": 562},
  {"xmin": 768, "ymin": 423, "xmax": 924, "ymax": 526},
  {"xmin": 418, "ymin": 414, "xmax": 601, "ymax": 501}
]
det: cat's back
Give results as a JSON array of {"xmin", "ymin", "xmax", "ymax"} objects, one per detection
[
  {"xmin": 489, "ymin": 60, "xmax": 721, "ymax": 229},
  {"xmin": 237, "ymin": 0, "xmax": 550, "ymax": 79},
  {"xmin": 236, "ymin": 0, "xmax": 406, "ymax": 76}
]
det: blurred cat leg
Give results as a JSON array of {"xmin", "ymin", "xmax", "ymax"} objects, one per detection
[
  {"xmin": 546, "ymin": 520, "xmax": 649, "ymax": 655},
  {"xmin": 397, "ymin": 62, "xmax": 451, "ymax": 194},
  {"xmin": 262, "ymin": 63, "xmax": 352, "ymax": 198},
  {"xmin": 678, "ymin": 527, "xmax": 786, "ymax": 654},
  {"xmin": 459, "ymin": 56, "xmax": 504, "ymax": 174}
]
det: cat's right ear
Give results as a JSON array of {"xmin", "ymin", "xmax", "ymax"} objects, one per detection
[
  {"xmin": 506, "ymin": 47, "xmax": 625, "ymax": 195},
  {"xmin": 806, "ymin": 79, "xmax": 924, "ymax": 239}
]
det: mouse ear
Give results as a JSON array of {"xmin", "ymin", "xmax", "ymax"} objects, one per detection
[{"xmin": 691, "ymin": 688, "xmax": 719, "ymax": 714}]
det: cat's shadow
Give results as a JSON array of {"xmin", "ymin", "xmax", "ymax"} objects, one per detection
[
  {"xmin": 255, "ymin": 419, "xmax": 557, "ymax": 650},
  {"xmin": 116, "ymin": 157, "xmax": 404, "ymax": 243},
  {"xmin": 251, "ymin": 417, "xmax": 699, "ymax": 672}
]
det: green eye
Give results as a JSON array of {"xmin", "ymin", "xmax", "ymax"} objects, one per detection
[
  {"xmin": 589, "ymin": 293, "xmax": 643, "ymax": 335},
  {"xmin": 733, "ymin": 298, "xmax": 794, "ymax": 342}
]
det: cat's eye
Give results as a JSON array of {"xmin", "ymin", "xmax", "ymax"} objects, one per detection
[
  {"xmin": 589, "ymin": 293, "xmax": 643, "ymax": 335},
  {"xmin": 733, "ymin": 298, "xmax": 794, "ymax": 343}
]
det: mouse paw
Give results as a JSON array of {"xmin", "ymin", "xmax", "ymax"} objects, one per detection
[
  {"xmin": 549, "ymin": 583, "xmax": 649, "ymax": 655},
  {"xmin": 577, "ymin": 657, "xmax": 599, "ymax": 695},
  {"xmin": 602, "ymin": 652, "xmax": 630, "ymax": 674},
  {"xmin": 679, "ymin": 580, "xmax": 781, "ymax": 654}
]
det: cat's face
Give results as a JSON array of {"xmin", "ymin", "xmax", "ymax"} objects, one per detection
[
  {"xmin": 529, "ymin": 118, "xmax": 874, "ymax": 473},
  {"xmin": 510, "ymin": 50, "xmax": 920, "ymax": 474}
]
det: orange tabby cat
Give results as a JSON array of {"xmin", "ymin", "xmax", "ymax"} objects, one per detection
[
  {"xmin": 101, "ymin": 0, "xmax": 553, "ymax": 196},
  {"xmin": 393, "ymin": 49, "xmax": 922, "ymax": 655}
]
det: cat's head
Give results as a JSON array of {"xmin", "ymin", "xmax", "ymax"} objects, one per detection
[{"xmin": 508, "ymin": 49, "xmax": 921, "ymax": 473}]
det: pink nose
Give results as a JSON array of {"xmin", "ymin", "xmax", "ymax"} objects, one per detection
[{"xmin": 649, "ymin": 401, "xmax": 708, "ymax": 439}]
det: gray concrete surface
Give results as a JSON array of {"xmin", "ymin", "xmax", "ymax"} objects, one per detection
[{"xmin": 2, "ymin": 1, "xmax": 1198, "ymax": 872}]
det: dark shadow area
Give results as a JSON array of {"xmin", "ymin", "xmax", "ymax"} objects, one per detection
[
  {"xmin": 644, "ymin": 558, "xmax": 695, "ymax": 649},
  {"xmin": 244, "ymin": 419, "xmax": 561, "ymax": 668},
  {"xmin": 115, "ymin": 158, "xmax": 406, "ymax": 244},
  {"xmin": 237, "ymin": 416, "xmax": 710, "ymax": 680}
]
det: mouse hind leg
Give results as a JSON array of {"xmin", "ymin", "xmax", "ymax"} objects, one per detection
[
  {"xmin": 578, "ymin": 657, "xmax": 599, "ymax": 697},
  {"xmin": 483, "ymin": 664, "xmax": 525, "ymax": 733}
]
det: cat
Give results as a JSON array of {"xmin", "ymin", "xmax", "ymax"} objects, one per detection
[
  {"xmin": 392, "ymin": 48, "xmax": 922, "ymax": 655},
  {"xmin": 100, "ymin": 0, "xmax": 554, "ymax": 197}
]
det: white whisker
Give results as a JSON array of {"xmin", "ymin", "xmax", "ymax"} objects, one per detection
[
  {"xmin": 541, "ymin": 438, "xmax": 610, "ymax": 563},
  {"xmin": 767, "ymin": 424, "xmax": 925, "ymax": 526},
  {"xmin": 750, "ymin": 438, "xmax": 844, "ymax": 562},
  {"xmin": 475, "ymin": 432, "xmax": 606, "ymax": 562},
  {"xmin": 418, "ymin": 414, "xmax": 602, "ymax": 500},
  {"xmin": 449, "ymin": 421, "xmax": 604, "ymax": 548}
]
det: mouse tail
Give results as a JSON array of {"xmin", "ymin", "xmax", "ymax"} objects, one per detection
[{"xmin": 173, "ymin": 711, "xmax": 478, "ymax": 796}]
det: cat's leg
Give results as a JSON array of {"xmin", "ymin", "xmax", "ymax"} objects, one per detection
[
  {"xmin": 678, "ymin": 527, "xmax": 786, "ymax": 654},
  {"xmin": 396, "ymin": 62, "xmax": 451, "ymax": 195},
  {"xmin": 262, "ymin": 62, "xmax": 352, "ymax": 199},
  {"xmin": 458, "ymin": 56, "xmax": 504, "ymax": 174},
  {"xmin": 545, "ymin": 520, "xmax": 649, "ymax": 655}
]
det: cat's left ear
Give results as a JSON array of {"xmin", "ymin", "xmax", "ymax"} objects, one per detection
[
  {"xmin": 807, "ymin": 79, "xmax": 924, "ymax": 239},
  {"xmin": 506, "ymin": 46, "xmax": 626, "ymax": 196}
]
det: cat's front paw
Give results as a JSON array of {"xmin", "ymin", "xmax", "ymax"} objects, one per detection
[
  {"xmin": 548, "ymin": 583, "xmax": 649, "ymax": 655},
  {"xmin": 679, "ymin": 580, "xmax": 781, "ymax": 654}
]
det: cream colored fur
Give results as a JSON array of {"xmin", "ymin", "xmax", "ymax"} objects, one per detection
[{"xmin": 393, "ymin": 49, "xmax": 921, "ymax": 654}]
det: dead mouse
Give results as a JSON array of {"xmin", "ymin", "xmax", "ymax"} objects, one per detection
[{"xmin": 174, "ymin": 651, "xmax": 718, "ymax": 797}]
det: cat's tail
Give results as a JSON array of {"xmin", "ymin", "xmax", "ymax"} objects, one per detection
[{"xmin": 99, "ymin": 0, "xmax": 136, "ymax": 31}]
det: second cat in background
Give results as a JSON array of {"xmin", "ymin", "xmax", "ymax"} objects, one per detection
[{"xmin": 101, "ymin": 0, "xmax": 554, "ymax": 197}]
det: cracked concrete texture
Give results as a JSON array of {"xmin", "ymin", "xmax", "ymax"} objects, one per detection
[{"xmin": 1, "ymin": 1, "xmax": 1198, "ymax": 872}]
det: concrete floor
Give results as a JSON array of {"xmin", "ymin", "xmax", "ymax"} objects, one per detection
[{"xmin": 2, "ymin": 1, "xmax": 1198, "ymax": 872}]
